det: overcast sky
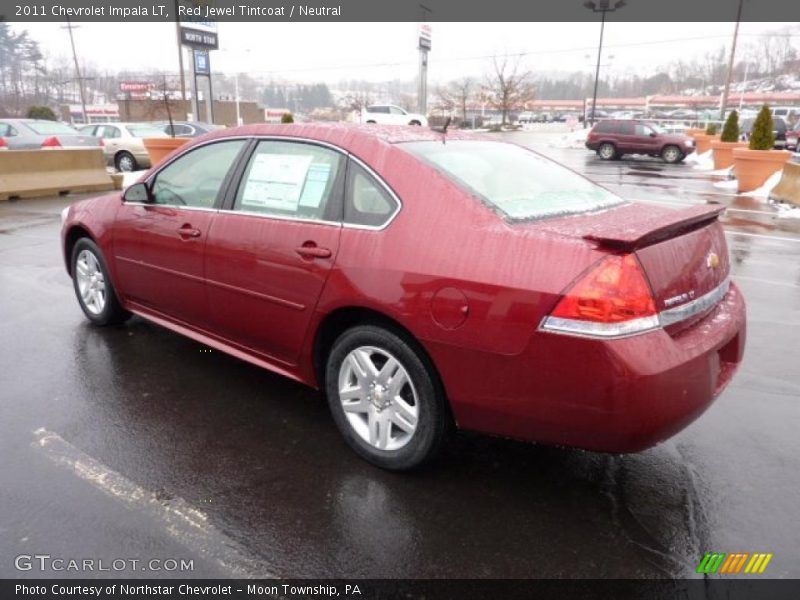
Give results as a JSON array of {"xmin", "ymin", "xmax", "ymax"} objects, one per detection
[{"xmin": 12, "ymin": 21, "xmax": 795, "ymax": 85}]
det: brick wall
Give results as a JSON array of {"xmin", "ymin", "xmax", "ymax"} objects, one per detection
[{"xmin": 118, "ymin": 98, "xmax": 264, "ymax": 126}]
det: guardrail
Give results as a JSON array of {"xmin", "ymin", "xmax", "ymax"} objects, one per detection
[{"xmin": 0, "ymin": 148, "xmax": 114, "ymax": 201}]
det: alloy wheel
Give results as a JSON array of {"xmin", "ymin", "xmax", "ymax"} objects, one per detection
[
  {"xmin": 338, "ymin": 346, "xmax": 419, "ymax": 451},
  {"xmin": 75, "ymin": 249, "xmax": 106, "ymax": 315}
]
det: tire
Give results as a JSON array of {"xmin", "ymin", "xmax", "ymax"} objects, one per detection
[
  {"xmin": 409, "ymin": 120, "xmax": 422, "ymax": 126},
  {"xmin": 325, "ymin": 325, "xmax": 450, "ymax": 470},
  {"xmin": 115, "ymin": 151, "xmax": 137, "ymax": 172},
  {"xmin": 71, "ymin": 238, "xmax": 131, "ymax": 326},
  {"xmin": 661, "ymin": 145, "xmax": 683, "ymax": 164},
  {"xmin": 365, "ymin": 120, "xmax": 377, "ymax": 125},
  {"xmin": 598, "ymin": 142, "xmax": 617, "ymax": 160}
]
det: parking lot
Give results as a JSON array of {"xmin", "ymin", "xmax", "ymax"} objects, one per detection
[{"xmin": 1, "ymin": 130, "xmax": 799, "ymax": 579}]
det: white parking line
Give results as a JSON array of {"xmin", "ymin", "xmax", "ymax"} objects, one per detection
[
  {"xmin": 33, "ymin": 428, "xmax": 269, "ymax": 578},
  {"xmin": 725, "ymin": 231, "xmax": 800, "ymax": 244}
]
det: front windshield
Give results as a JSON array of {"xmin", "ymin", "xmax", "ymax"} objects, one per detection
[
  {"xmin": 26, "ymin": 121, "xmax": 80, "ymax": 135},
  {"xmin": 401, "ymin": 140, "xmax": 625, "ymax": 221},
  {"xmin": 648, "ymin": 122, "xmax": 667, "ymax": 135}
]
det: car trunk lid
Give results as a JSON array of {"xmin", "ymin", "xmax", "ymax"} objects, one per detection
[{"xmin": 536, "ymin": 202, "xmax": 730, "ymax": 325}]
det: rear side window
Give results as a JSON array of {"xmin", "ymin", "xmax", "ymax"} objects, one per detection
[
  {"xmin": 343, "ymin": 161, "xmax": 399, "ymax": 228},
  {"xmin": 593, "ymin": 121, "xmax": 616, "ymax": 133},
  {"xmin": 618, "ymin": 121, "xmax": 635, "ymax": 135},
  {"xmin": 401, "ymin": 140, "xmax": 624, "ymax": 221},
  {"xmin": 234, "ymin": 140, "xmax": 344, "ymax": 221}
]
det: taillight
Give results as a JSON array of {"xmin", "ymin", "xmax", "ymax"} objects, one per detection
[
  {"xmin": 0, "ymin": 137, "xmax": 7, "ymax": 148},
  {"xmin": 541, "ymin": 253, "xmax": 659, "ymax": 338},
  {"xmin": 41, "ymin": 136, "xmax": 62, "ymax": 148}
]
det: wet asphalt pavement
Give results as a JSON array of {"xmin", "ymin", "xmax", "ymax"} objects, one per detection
[{"xmin": 1, "ymin": 131, "xmax": 799, "ymax": 580}]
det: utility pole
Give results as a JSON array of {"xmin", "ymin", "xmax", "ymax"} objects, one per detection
[
  {"xmin": 62, "ymin": 17, "xmax": 88, "ymax": 124},
  {"xmin": 719, "ymin": 0, "xmax": 744, "ymax": 120}
]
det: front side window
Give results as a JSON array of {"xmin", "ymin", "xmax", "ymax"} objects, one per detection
[
  {"xmin": 402, "ymin": 140, "xmax": 625, "ymax": 221},
  {"xmin": 126, "ymin": 124, "xmax": 168, "ymax": 138},
  {"xmin": 389, "ymin": 106, "xmax": 406, "ymax": 115},
  {"xmin": 343, "ymin": 161, "xmax": 399, "ymax": 228},
  {"xmin": 0, "ymin": 123, "xmax": 17, "ymax": 137},
  {"xmin": 101, "ymin": 126, "xmax": 121, "ymax": 139},
  {"xmin": 233, "ymin": 141, "xmax": 343, "ymax": 221},
  {"xmin": 150, "ymin": 140, "xmax": 246, "ymax": 208}
]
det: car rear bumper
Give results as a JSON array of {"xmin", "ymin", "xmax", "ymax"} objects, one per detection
[{"xmin": 433, "ymin": 283, "xmax": 746, "ymax": 453}]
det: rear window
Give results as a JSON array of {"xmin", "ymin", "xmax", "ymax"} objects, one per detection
[
  {"xmin": 126, "ymin": 125, "xmax": 168, "ymax": 138},
  {"xmin": 25, "ymin": 121, "xmax": 79, "ymax": 135},
  {"xmin": 401, "ymin": 140, "xmax": 625, "ymax": 221}
]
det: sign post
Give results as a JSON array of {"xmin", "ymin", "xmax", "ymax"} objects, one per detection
[
  {"xmin": 177, "ymin": 2, "xmax": 218, "ymax": 123},
  {"xmin": 418, "ymin": 23, "xmax": 432, "ymax": 116}
]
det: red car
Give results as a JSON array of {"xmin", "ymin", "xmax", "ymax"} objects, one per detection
[
  {"xmin": 586, "ymin": 119, "xmax": 696, "ymax": 163},
  {"xmin": 786, "ymin": 122, "xmax": 799, "ymax": 152},
  {"xmin": 61, "ymin": 124, "xmax": 745, "ymax": 470}
]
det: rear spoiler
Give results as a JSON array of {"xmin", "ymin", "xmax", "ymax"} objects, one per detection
[{"xmin": 583, "ymin": 205, "xmax": 725, "ymax": 250}]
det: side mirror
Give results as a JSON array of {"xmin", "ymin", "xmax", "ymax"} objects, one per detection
[{"xmin": 123, "ymin": 182, "xmax": 153, "ymax": 203}]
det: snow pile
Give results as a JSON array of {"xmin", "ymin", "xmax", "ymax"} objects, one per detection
[
  {"xmin": 742, "ymin": 169, "xmax": 784, "ymax": 199},
  {"xmin": 549, "ymin": 128, "xmax": 589, "ymax": 149},
  {"xmin": 713, "ymin": 178, "xmax": 739, "ymax": 191},
  {"xmin": 773, "ymin": 202, "xmax": 800, "ymax": 219},
  {"xmin": 685, "ymin": 150, "xmax": 714, "ymax": 170}
]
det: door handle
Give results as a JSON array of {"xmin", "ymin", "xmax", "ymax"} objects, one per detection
[
  {"xmin": 295, "ymin": 243, "xmax": 332, "ymax": 259},
  {"xmin": 177, "ymin": 224, "xmax": 201, "ymax": 239}
]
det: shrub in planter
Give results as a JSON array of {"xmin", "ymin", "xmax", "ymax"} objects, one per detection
[
  {"xmin": 711, "ymin": 110, "xmax": 747, "ymax": 170},
  {"xmin": 27, "ymin": 105, "xmax": 57, "ymax": 120},
  {"xmin": 732, "ymin": 105, "xmax": 790, "ymax": 192},
  {"xmin": 704, "ymin": 123, "xmax": 718, "ymax": 135},
  {"xmin": 720, "ymin": 110, "xmax": 740, "ymax": 142},
  {"xmin": 748, "ymin": 105, "xmax": 774, "ymax": 150},
  {"xmin": 281, "ymin": 113, "xmax": 294, "ymax": 124}
]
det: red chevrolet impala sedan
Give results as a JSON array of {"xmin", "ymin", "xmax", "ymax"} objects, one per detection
[{"xmin": 61, "ymin": 124, "xmax": 746, "ymax": 469}]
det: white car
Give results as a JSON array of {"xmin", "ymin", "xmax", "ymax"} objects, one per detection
[{"xmin": 361, "ymin": 105, "xmax": 428, "ymax": 127}]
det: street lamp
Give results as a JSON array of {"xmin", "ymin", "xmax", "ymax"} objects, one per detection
[{"xmin": 584, "ymin": 0, "xmax": 625, "ymax": 126}]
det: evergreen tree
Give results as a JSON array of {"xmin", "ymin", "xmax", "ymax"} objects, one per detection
[
  {"xmin": 720, "ymin": 110, "xmax": 740, "ymax": 142},
  {"xmin": 748, "ymin": 105, "xmax": 775, "ymax": 150}
]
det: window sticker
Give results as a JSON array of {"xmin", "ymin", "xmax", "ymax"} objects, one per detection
[
  {"xmin": 241, "ymin": 153, "xmax": 313, "ymax": 211},
  {"xmin": 298, "ymin": 163, "xmax": 332, "ymax": 208}
]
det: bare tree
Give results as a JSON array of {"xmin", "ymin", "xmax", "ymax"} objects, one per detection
[
  {"xmin": 485, "ymin": 54, "xmax": 535, "ymax": 125},
  {"xmin": 339, "ymin": 91, "xmax": 372, "ymax": 121},
  {"xmin": 436, "ymin": 77, "xmax": 474, "ymax": 123}
]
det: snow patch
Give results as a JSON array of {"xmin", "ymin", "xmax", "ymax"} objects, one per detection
[
  {"xmin": 549, "ymin": 128, "xmax": 589, "ymax": 149},
  {"xmin": 773, "ymin": 202, "xmax": 800, "ymax": 219},
  {"xmin": 685, "ymin": 150, "xmax": 714, "ymax": 171},
  {"xmin": 713, "ymin": 178, "xmax": 739, "ymax": 190}
]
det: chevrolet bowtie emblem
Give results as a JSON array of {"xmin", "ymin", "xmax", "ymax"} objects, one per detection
[{"xmin": 707, "ymin": 252, "xmax": 720, "ymax": 268}]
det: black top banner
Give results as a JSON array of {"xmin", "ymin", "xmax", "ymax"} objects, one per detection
[{"xmin": 1, "ymin": 0, "xmax": 799, "ymax": 22}]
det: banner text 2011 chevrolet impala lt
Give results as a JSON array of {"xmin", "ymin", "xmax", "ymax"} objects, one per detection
[{"xmin": 61, "ymin": 124, "xmax": 746, "ymax": 470}]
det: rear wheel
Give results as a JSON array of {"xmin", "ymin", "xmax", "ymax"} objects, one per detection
[
  {"xmin": 409, "ymin": 120, "xmax": 422, "ymax": 126},
  {"xmin": 598, "ymin": 142, "xmax": 617, "ymax": 160},
  {"xmin": 661, "ymin": 145, "xmax": 683, "ymax": 164},
  {"xmin": 115, "ymin": 151, "xmax": 137, "ymax": 172},
  {"xmin": 325, "ymin": 325, "xmax": 449, "ymax": 470},
  {"xmin": 71, "ymin": 238, "xmax": 130, "ymax": 326}
]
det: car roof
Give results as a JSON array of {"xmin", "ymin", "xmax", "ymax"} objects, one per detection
[{"xmin": 196, "ymin": 122, "xmax": 482, "ymax": 150}]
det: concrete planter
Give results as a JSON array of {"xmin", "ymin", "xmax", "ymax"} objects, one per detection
[
  {"xmin": 710, "ymin": 141, "xmax": 748, "ymax": 171},
  {"xmin": 732, "ymin": 148, "xmax": 792, "ymax": 193},
  {"xmin": 142, "ymin": 137, "xmax": 189, "ymax": 167}
]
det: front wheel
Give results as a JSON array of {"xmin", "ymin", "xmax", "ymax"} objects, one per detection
[
  {"xmin": 71, "ymin": 238, "xmax": 130, "ymax": 326},
  {"xmin": 661, "ymin": 145, "xmax": 683, "ymax": 164},
  {"xmin": 409, "ymin": 120, "xmax": 422, "ymax": 126},
  {"xmin": 325, "ymin": 325, "xmax": 450, "ymax": 470}
]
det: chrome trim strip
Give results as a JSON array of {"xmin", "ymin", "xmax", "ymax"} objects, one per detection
[
  {"xmin": 137, "ymin": 134, "xmax": 403, "ymax": 232},
  {"xmin": 122, "ymin": 202, "xmax": 219, "ymax": 214},
  {"xmin": 659, "ymin": 278, "xmax": 730, "ymax": 327},
  {"xmin": 219, "ymin": 209, "xmax": 342, "ymax": 228},
  {"xmin": 539, "ymin": 277, "xmax": 731, "ymax": 339},
  {"xmin": 540, "ymin": 315, "xmax": 661, "ymax": 339}
]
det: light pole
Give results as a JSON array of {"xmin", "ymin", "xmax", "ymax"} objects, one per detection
[
  {"xmin": 61, "ymin": 18, "xmax": 89, "ymax": 124},
  {"xmin": 584, "ymin": 0, "xmax": 625, "ymax": 126},
  {"xmin": 720, "ymin": 0, "xmax": 744, "ymax": 120}
]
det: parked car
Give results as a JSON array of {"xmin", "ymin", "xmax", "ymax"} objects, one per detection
[
  {"xmin": 739, "ymin": 117, "xmax": 788, "ymax": 149},
  {"xmin": 78, "ymin": 122, "xmax": 169, "ymax": 172},
  {"xmin": 61, "ymin": 124, "xmax": 745, "ymax": 470},
  {"xmin": 159, "ymin": 121, "xmax": 222, "ymax": 138},
  {"xmin": 586, "ymin": 119, "xmax": 695, "ymax": 163},
  {"xmin": 0, "ymin": 119, "xmax": 102, "ymax": 150},
  {"xmin": 771, "ymin": 106, "xmax": 799, "ymax": 123},
  {"xmin": 786, "ymin": 121, "xmax": 800, "ymax": 151},
  {"xmin": 361, "ymin": 105, "xmax": 428, "ymax": 127}
]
